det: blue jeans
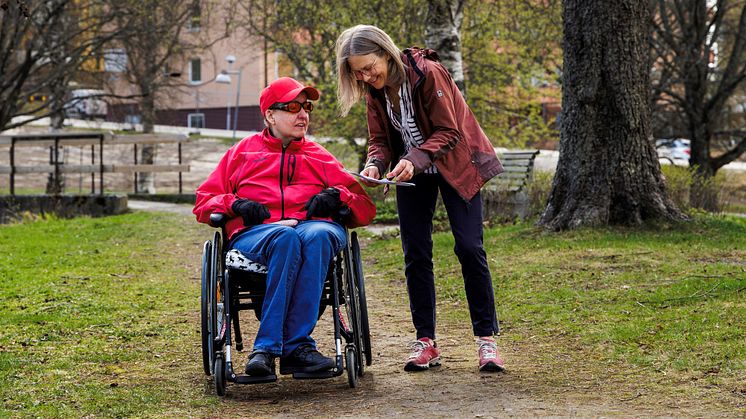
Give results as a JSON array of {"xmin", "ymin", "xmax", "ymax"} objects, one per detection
[{"xmin": 230, "ymin": 221, "xmax": 346, "ymax": 357}]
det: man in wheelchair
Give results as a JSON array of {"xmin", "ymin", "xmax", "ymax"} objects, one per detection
[{"xmin": 193, "ymin": 77, "xmax": 376, "ymax": 377}]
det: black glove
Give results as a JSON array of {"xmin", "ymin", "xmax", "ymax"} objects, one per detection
[
  {"xmin": 232, "ymin": 199, "xmax": 270, "ymax": 227},
  {"xmin": 304, "ymin": 188, "xmax": 341, "ymax": 219}
]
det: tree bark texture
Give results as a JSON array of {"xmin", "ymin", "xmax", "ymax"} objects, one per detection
[
  {"xmin": 538, "ymin": 0, "xmax": 684, "ymax": 230},
  {"xmin": 137, "ymin": 89, "xmax": 157, "ymax": 194},
  {"xmin": 425, "ymin": 0, "xmax": 466, "ymax": 97}
]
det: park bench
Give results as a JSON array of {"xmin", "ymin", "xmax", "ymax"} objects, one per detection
[
  {"xmin": 0, "ymin": 132, "xmax": 190, "ymax": 194},
  {"xmin": 482, "ymin": 149, "xmax": 540, "ymax": 221}
]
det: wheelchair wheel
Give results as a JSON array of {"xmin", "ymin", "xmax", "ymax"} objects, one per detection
[
  {"xmin": 200, "ymin": 240, "xmax": 213, "ymax": 376},
  {"xmin": 342, "ymin": 246, "xmax": 364, "ymax": 377},
  {"xmin": 214, "ymin": 352, "xmax": 226, "ymax": 396},
  {"xmin": 345, "ymin": 346, "xmax": 358, "ymax": 388},
  {"xmin": 351, "ymin": 232, "xmax": 372, "ymax": 367},
  {"xmin": 210, "ymin": 232, "xmax": 226, "ymax": 350}
]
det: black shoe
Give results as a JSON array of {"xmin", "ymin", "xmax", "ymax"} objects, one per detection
[
  {"xmin": 245, "ymin": 351, "xmax": 275, "ymax": 376},
  {"xmin": 280, "ymin": 345, "xmax": 335, "ymax": 374}
]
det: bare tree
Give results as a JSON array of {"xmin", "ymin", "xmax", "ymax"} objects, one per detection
[
  {"xmin": 651, "ymin": 0, "xmax": 746, "ymax": 209},
  {"xmin": 234, "ymin": 0, "xmax": 427, "ymax": 170},
  {"xmin": 0, "ymin": 0, "xmax": 117, "ymax": 133},
  {"xmin": 538, "ymin": 0, "xmax": 684, "ymax": 230},
  {"xmin": 425, "ymin": 0, "xmax": 466, "ymax": 97},
  {"xmin": 105, "ymin": 0, "xmax": 227, "ymax": 193}
]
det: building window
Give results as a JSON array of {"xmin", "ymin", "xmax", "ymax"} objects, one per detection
[
  {"xmin": 188, "ymin": 1, "xmax": 201, "ymax": 32},
  {"xmin": 189, "ymin": 58, "xmax": 202, "ymax": 84},
  {"xmin": 188, "ymin": 113, "xmax": 205, "ymax": 129},
  {"xmin": 104, "ymin": 49, "xmax": 127, "ymax": 73}
]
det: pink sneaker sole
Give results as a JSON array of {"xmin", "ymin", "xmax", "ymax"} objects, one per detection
[
  {"xmin": 404, "ymin": 356, "xmax": 441, "ymax": 371},
  {"xmin": 479, "ymin": 360, "xmax": 505, "ymax": 372}
]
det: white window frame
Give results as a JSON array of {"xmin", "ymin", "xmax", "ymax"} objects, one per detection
[
  {"xmin": 104, "ymin": 49, "xmax": 128, "ymax": 73},
  {"xmin": 187, "ymin": 2, "xmax": 201, "ymax": 32},
  {"xmin": 188, "ymin": 113, "xmax": 205, "ymax": 129},
  {"xmin": 189, "ymin": 58, "xmax": 202, "ymax": 84}
]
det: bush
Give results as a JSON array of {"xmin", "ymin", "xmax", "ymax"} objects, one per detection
[
  {"xmin": 660, "ymin": 165, "xmax": 732, "ymax": 213},
  {"xmin": 526, "ymin": 170, "xmax": 554, "ymax": 220}
]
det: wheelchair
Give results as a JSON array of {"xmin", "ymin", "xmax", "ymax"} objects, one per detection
[{"xmin": 200, "ymin": 212, "xmax": 372, "ymax": 395}]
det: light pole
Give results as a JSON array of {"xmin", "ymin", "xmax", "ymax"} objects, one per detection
[{"xmin": 216, "ymin": 55, "xmax": 243, "ymax": 141}]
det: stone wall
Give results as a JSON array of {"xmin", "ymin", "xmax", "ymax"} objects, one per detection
[{"xmin": 0, "ymin": 194, "xmax": 128, "ymax": 223}]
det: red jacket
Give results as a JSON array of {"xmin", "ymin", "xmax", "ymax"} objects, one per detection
[
  {"xmin": 193, "ymin": 128, "xmax": 376, "ymax": 240},
  {"xmin": 365, "ymin": 48, "xmax": 503, "ymax": 201}
]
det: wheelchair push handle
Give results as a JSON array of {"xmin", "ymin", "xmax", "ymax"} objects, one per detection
[
  {"xmin": 210, "ymin": 213, "xmax": 228, "ymax": 228},
  {"xmin": 334, "ymin": 206, "xmax": 351, "ymax": 223}
]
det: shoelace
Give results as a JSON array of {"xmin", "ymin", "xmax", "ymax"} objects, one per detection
[
  {"xmin": 477, "ymin": 339, "xmax": 497, "ymax": 359},
  {"xmin": 407, "ymin": 340, "xmax": 428, "ymax": 358}
]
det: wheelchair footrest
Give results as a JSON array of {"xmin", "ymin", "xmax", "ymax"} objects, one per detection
[
  {"xmin": 292, "ymin": 370, "xmax": 338, "ymax": 379},
  {"xmin": 232, "ymin": 374, "xmax": 278, "ymax": 384}
]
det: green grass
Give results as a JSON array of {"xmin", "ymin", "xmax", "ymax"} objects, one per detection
[
  {"xmin": 1, "ymin": 212, "xmax": 744, "ymax": 415},
  {"xmin": 368, "ymin": 215, "xmax": 746, "ymax": 398},
  {"xmin": 0, "ymin": 212, "xmax": 211, "ymax": 417}
]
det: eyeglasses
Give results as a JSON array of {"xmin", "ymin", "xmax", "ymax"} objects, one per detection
[
  {"xmin": 351, "ymin": 57, "xmax": 379, "ymax": 80},
  {"xmin": 269, "ymin": 101, "xmax": 314, "ymax": 113}
]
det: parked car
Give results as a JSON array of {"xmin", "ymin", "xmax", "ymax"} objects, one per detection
[
  {"xmin": 656, "ymin": 138, "xmax": 690, "ymax": 165},
  {"xmin": 66, "ymin": 89, "xmax": 108, "ymax": 120}
]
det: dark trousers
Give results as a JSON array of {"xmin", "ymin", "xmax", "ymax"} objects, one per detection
[{"xmin": 396, "ymin": 172, "xmax": 499, "ymax": 340}]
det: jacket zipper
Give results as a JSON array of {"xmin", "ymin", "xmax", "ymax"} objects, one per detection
[{"xmin": 279, "ymin": 146, "xmax": 287, "ymax": 218}]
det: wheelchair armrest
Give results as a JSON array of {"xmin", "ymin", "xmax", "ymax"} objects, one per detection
[{"xmin": 209, "ymin": 213, "xmax": 228, "ymax": 228}]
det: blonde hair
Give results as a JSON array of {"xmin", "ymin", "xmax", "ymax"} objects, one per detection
[{"xmin": 335, "ymin": 25, "xmax": 406, "ymax": 116}]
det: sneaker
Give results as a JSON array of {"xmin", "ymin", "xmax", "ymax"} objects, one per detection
[
  {"xmin": 404, "ymin": 337, "xmax": 441, "ymax": 371},
  {"xmin": 477, "ymin": 338, "xmax": 505, "ymax": 372},
  {"xmin": 279, "ymin": 345, "xmax": 335, "ymax": 374},
  {"xmin": 245, "ymin": 351, "xmax": 275, "ymax": 376}
]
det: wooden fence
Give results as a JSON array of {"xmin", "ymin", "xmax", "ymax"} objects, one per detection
[{"xmin": 0, "ymin": 132, "xmax": 190, "ymax": 194}]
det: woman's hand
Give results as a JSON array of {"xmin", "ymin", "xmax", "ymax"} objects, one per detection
[
  {"xmin": 360, "ymin": 166, "xmax": 381, "ymax": 187},
  {"xmin": 387, "ymin": 159, "xmax": 415, "ymax": 182}
]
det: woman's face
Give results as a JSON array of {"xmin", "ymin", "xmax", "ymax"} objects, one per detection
[
  {"xmin": 266, "ymin": 91, "xmax": 310, "ymax": 144},
  {"xmin": 348, "ymin": 53, "xmax": 388, "ymax": 90}
]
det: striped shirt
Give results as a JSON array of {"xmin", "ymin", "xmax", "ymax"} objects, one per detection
[{"xmin": 385, "ymin": 78, "xmax": 437, "ymax": 174}]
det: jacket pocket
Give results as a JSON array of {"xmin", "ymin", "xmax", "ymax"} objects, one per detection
[{"xmin": 471, "ymin": 150, "xmax": 504, "ymax": 181}]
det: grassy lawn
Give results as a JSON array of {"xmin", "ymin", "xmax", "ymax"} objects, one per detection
[
  {"xmin": 1, "ymin": 212, "xmax": 744, "ymax": 416},
  {"xmin": 369, "ymin": 215, "xmax": 746, "ymax": 409},
  {"xmin": 0, "ymin": 212, "xmax": 210, "ymax": 417}
]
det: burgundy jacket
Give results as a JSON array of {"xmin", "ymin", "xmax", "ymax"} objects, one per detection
[
  {"xmin": 193, "ymin": 128, "xmax": 376, "ymax": 240},
  {"xmin": 365, "ymin": 47, "xmax": 503, "ymax": 201}
]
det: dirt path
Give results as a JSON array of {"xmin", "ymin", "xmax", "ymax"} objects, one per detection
[
  {"xmin": 133, "ymin": 198, "xmax": 739, "ymax": 418},
  {"xmin": 125, "ymin": 139, "xmax": 740, "ymax": 417},
  {"xmin": 178, "ymin": 231, "xmax": 722, "ymax": 418}
]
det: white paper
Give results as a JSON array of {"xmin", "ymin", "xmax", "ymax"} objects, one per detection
[{"xmin": 346, "ymin": 170, "xmax": 415, "ymax": 186}]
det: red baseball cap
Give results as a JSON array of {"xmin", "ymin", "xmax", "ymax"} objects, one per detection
[{"xmin": 259, "ymin": 77, "xmax": 320, "ymax": 115}]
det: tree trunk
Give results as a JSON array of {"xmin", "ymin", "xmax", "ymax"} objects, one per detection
[
  {"xmin": 425, "ymin": 0, "xmax": 466, "ymax": 97},
  {"xmin": 538, "ymin": 0, "xmax": 684, "ymax": 230},
  {"xmin": 45, "ymin": 78, "xmax": 71, "ymax": 195},
  {"xmin": 137, "ymin": 90, "xmax": 157, "ymax": 194}
]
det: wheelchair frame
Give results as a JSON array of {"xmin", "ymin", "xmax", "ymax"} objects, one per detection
[{"xmin": 200, "ymin": 214, "xmax": 372, "ymax": 395}]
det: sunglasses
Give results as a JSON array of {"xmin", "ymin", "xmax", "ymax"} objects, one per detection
[{"xmin": 269, "ymin": 101, "xmax": 314, "ymax": 113}]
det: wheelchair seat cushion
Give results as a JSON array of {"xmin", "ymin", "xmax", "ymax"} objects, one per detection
[{"xmin": 225, "ymin": 249, "xmax": 269, "ymax": 274}]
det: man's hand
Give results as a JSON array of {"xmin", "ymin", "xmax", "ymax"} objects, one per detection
[
  {"xmin": 232, "ymin": 199, "xmax": 270, "ymax": 226},
  {"xmin": 304, "ymin": 188, "xmax": 341, "ymax": 218}
]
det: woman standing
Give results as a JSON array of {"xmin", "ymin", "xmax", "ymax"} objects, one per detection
[{"xmin": 335, "ymin": 25, "xmax": 505, "ymax": 372}]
